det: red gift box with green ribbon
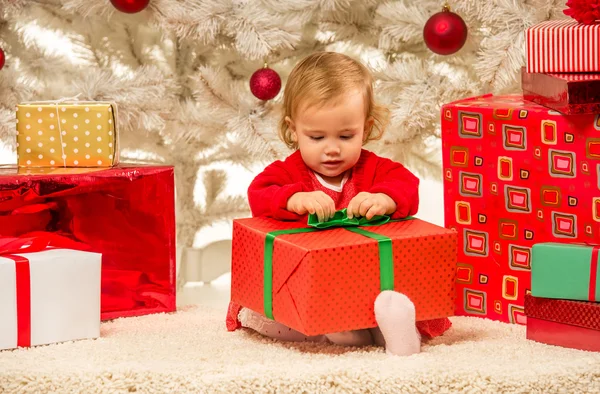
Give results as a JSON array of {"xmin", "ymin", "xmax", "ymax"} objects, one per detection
[
  {"xmin": 531, "ymin": 242, "xmax": 600, "ymax": 302},
  {"xmin": 229, "ymin": 211, "xmax": 457, "ymax": 336}
]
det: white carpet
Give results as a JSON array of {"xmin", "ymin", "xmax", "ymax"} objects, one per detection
[{"xmin": 1, "ymin": 305, "xmax": 599, "ymax": 394}]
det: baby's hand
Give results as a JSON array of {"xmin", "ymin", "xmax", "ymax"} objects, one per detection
[
  {"xmin": 287, "ymin": 191, "xmax": 336, "ymax": 222},
  {"xmin": 346, "ymin": 192, "xmax": 396, "ymax": 220}
]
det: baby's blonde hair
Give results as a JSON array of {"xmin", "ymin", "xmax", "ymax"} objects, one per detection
[{"xmin": 278, "ymin": 52, "xmax": 390, "ymax": 150}]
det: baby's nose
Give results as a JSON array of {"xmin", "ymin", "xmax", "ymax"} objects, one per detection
[{"xmin": 324, "ymin": 143, "xmax": 341, "ymax": 154}]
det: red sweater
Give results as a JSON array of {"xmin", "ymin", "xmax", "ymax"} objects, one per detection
[{"xmin": 248, "ymin": 149, "xmax": 419, "ymax": 221}]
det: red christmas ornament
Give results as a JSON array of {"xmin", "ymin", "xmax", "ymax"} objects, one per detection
[
  {"xmin": 250, "ymin": 65, "xmax": 281, "ymax": 101},
  {"xmin": 423, "ymin": 4, "xmax": 468, "ymax": 55},
  {"xmin": 564, "ymin": 0, "xmax": 600, "ymax": 25},
  {"xmin": 110, "ymin": 0, "xmax": 150, "ymax": 14},
  {"xmin": 0, "ymin": 48, "xmax": 4, "ymax": 70}
]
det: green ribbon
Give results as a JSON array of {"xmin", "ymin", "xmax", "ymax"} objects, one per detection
[
  {"xmin": 263, "ymin": 209, "xmax": 410, "ymax": 320},
  {"xmin": 306, "ymin": 208, "xmax": 390, "ymax": 228},
  {"xmin": 263, "ymin": 227, "xmax": 317, "ymax": 320}
]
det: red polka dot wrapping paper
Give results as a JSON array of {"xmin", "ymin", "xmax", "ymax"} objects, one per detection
[
  {"xmin": 441, "ymin": 93, "xmax": 600, "ymax": 325},
  {"xmin": 230, "ymin": 216, "xmax": 457, "ymax": 336}
]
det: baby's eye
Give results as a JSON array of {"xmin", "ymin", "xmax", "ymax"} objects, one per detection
[
  {"xmin": 340, "ymin": 135, "xmax": 354, "ymax": 140},
  {"xmin": 309, "ymin": 136, "xmax": 323, "ymax": 140}
]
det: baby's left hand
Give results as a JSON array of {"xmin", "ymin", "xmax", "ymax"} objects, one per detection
[{"xmin": 346, "ymin": 192, "xmax": 397, "ymax": 220}]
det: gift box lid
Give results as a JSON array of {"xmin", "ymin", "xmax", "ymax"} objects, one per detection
[
  {"xmin": 544, "ymin": 73, "xmax": 600, "ymax": 82},
  {"xmin": 0, "ymin": 164, "xmax": 175, "ymax": 213},
  {"xmin": 443, "ymin": 93, "xmax": 545, "ymax": 111},
  {"xmin": 525, "ymin": 19, "xmax": 600, "ymax": 34},
  {"xmin": 525, "ymin": 294, "xmax": 600, "ymax": 331},
  {"xmin": 0, "ymin": 163, "xmax": 173, "ymax": 178}
]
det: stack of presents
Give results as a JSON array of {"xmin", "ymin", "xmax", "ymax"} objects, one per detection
[
  {"xmin": 1, "ymin": 101, "xmax": 176, "ymax": 351},
  {"xmin": 443, "ymin": 18, "xmax": 600, "ymax": 351},
  {"xmin": 228, "ymin": 17, "xmax": 600, "ymax": 353}
]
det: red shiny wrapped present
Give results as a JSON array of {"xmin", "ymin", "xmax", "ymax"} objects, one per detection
[
  {"xmin": 0, "ymin": 165, "xmax": 176, "ymax": 320},
  {"xmin": 522, "ymin": 68, "xmax": 600, "ymax": 115},
  {"xmin": 442, "ymin": 94, "xmax": 600, "ymax": 324},
  {"xmin": 525, "ymin": 294, "xmax": 600, "ymax": 352}
]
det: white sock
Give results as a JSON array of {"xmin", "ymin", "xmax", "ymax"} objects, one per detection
[{"xmin": 374, "ymin": 291, "xmax": 421, "ymax": 356}]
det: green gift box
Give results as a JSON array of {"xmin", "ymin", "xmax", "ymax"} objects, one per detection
[{"xmin": 531, "ymin": 243, "xmax": 600, "ymax": 302}]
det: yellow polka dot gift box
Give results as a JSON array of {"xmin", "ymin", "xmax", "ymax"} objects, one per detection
[{"xmin": 16, "ymin": 102, "xmax": 118, "ymax": 168}]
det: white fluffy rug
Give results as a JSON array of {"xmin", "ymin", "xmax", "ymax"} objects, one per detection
[{"xmin": 1, "ymin": 305, "xmax": 600, "ymax": 393}]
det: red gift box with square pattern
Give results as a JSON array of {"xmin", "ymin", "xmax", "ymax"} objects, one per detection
[
  {"xmin": 230, "ymin": 216, "xmax": 457, "ymax": 336},
  {"xmin": 442, "ymin": 94, "xmax": 600, "ymax": 324}
]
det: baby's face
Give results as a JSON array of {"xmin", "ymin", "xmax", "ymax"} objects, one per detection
[{"xmin": 287, "ymin": 90, "xmax": 370, "ymax": 185}]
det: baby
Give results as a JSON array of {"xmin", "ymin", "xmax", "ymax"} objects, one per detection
[{"xmin": 227, "ymin": 51, "xmax": 451, "ymax": 356}]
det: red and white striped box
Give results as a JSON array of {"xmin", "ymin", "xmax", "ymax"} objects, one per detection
[{"xmin": 525, "ymin": 19, "xmax": 600, "ymax": 73}]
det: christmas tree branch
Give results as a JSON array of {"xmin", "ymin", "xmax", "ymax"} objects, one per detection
[{"xmin": 375, "ymin": 1, "xmax": 430, "ymax": 50}]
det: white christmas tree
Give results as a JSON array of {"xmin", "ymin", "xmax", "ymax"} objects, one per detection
[{"xmin": 0, "ymin": 0, "xmax": 566, "ymax": 260}]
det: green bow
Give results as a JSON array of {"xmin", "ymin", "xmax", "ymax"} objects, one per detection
[
  {"xmin": 263, "ymin": 210, "xmax": 411, "ymax": 320},
  {"xmin": 306, "ymin": 208, "xmax": 390, "ymax": 228}
]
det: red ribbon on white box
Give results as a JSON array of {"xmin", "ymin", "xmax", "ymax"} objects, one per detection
[
  {"xmin": 0, "ymin": 232, "xmax": 91, "ymax": 348},
  {"xmin": 10, "ymin": 255, "xmax": 30, "ymax": 347}
]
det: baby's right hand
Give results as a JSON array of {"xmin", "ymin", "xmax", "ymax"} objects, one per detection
[{"xmin": 286, "ymin": 191, "xmax": 336, "ymax": 222}]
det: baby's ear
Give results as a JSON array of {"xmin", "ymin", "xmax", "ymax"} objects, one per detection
[
  {"xmin": 364, "ymin": 116, "xmax": 374, "ymax": 132},
  {"xmin": 285, "ymin": 116, "xmax": 295, "ymax": 132},
  {"xmin": 363, "ymin": 116, "xmax": 375, "ymax": 141}
]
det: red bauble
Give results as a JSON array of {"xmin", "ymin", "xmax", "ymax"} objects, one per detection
[
  {"xmin": 250, "ymin": 66, "xmax": 281, "ymax": 101},
  {"xmin": 564, "ymin": 0, "xmax": 600, "ymax": 25},
  {"xmin": 423, "ymin": 6, "xmax": 468, "ymax": 55},
  {"xmin": 110, "ymin": 0, "xmax": 150, "ymax": 14},
  {"xmin": 0, "ymin": 48, "xmax": 4, "ymax": 70}
]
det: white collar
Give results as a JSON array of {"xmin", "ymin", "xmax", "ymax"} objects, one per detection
[{"xmin": 313, "ymin": 171, "xmax": 349, "ymax": 192}]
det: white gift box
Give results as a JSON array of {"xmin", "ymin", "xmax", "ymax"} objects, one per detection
[{"xmin": 0, "ymin": 248, "xmax": 101, "ymax": 350}]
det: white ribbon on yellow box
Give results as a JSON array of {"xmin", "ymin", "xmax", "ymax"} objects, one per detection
[{"xmin": 0, "ymin": 249, "xmax": 101, "ymax": 351}]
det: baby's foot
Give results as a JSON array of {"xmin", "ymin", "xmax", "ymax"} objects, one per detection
[{"xmin": 374, "ymin": 291, "xmax": 421, "ymax": 356}]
